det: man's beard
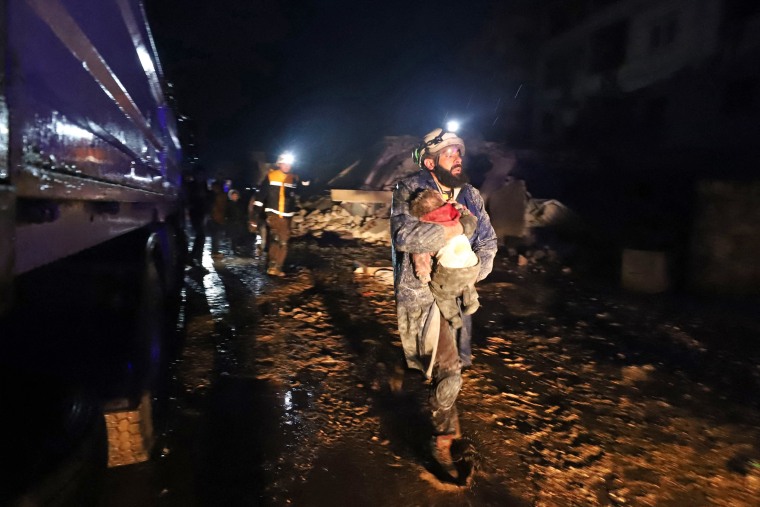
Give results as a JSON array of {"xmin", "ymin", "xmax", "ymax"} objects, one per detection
[{"xmin": 434, "ymin": 164, "xmax": 469, "ymax": 188}]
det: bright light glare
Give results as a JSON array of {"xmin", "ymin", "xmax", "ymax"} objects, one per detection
[
  {"xmin": 446, "ymin": 120, "xmax": 460, "ymax": 133},
  {"xmin": 136, "ymin": 46, "xmax": 156, "ymax": 75},
  {"xmin": 55, "ymin": 120, "xmax": 94, "ymax": 141},
  {"xmin": 279, "ymin": 151, "xmax": 295, "ymax": 165}
]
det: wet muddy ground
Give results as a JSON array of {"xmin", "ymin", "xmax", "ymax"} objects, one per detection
[{"xmin": 103, "ymin": 234, "xmax": 760, "ymax": 506}]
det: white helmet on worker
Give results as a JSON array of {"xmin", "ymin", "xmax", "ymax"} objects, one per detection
[
  {"xmin": 413, "ymin": 128, "xmax": 465, "ymax": 166},
  {"xmin": 277, "ymin": 151, "xmax": 295, "ymax": 165}
]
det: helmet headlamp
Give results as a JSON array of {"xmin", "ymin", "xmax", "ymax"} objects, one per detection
[{"xmin": 277, "ymin": 151, "xmax": 295, "ymax": 165}]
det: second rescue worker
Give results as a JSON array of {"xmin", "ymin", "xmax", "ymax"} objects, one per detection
[{"xmin": 250, "ymin": 151, "xmax": 308, "ymax": 276}]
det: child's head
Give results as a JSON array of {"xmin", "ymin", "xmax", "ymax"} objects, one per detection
[
  {"xmin": 410, "ymin": 188, "xmax": 445, "ymax": 218},
  {"xmin": 228, "ymin": 189, "xmax": 240, "ymax": 201}
]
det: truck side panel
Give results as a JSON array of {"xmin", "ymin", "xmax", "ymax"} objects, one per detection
[
  {"xmin": 1, "ymin": 2, "xmax": 187, "ymax": 496},
  {"xmin": 5, "ymin": 0, "xmax": 182, "ymax": 275}
]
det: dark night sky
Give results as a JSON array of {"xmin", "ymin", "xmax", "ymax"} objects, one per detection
[{"xmin": 144, "ymin": 0, "xmax": 499, "ymax": 181}]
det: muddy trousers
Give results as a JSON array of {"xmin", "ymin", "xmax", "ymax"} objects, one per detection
[
  {"xmin": 265, "ymin": 213, "xmax": 292, "ymax": 271},
  {"xmin": 430, "ymin": 311, "xmax": 462, "ymax": 436},
  {"xmin": 208, "ymin": 220, "xmax": 225, "ymax": 255}
]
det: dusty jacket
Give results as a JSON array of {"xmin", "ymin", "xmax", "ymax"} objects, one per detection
[{"xmin": 391, "ymin": 169, "xmax": 498, "ymax": 371}]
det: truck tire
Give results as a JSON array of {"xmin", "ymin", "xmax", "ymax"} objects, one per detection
[
  {"xmin": 104, "ymin": 224, "xmax": 180, "ymax": 467},
  {"xmin": 1, "ymin": 370, "xmax": 108, "ymax": 507},
  {"xmin": 1, "ymin": 220, "xmax": 184, "ymax": 492}
]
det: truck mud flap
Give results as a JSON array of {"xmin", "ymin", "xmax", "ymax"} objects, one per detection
[
  {"xmin": 103, "ymin": 392, "xmax": 154, "ymax": 467},
  {"xmin": 100, "ymin": 226, "xmax": 178, "ymax": 468}
]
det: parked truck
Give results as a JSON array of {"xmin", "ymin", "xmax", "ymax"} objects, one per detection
[{"xmin": 0, "ymin": 0, "xmax": 185, "ymax": 504}]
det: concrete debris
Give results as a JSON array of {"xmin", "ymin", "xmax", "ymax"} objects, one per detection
[
  {"xmin": 293, "ymin": 196, "xmax": 392, "ymax": 245},
  {"xmin": 292, "ymin": 191, "xmax": 571, "ymax": 274},
  {"xmin": 621, "ymin": 364, "xmax": 656, "ymax": 384}
]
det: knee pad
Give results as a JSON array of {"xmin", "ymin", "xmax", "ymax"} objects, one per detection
[{"xmin": 434, "ymin": 373, "xmax": 462, "ymax": 410}]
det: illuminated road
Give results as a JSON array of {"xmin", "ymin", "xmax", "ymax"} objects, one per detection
[{"xmin": 102, "ymin": 236, "xmax": 760, "ymax": 506}]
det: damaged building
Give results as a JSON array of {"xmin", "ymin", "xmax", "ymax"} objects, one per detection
[{"xmin": 312, "ymin": 0, "xmax": 760, "ymax": 295}]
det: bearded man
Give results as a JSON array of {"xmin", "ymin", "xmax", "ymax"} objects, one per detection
[{"xmin": 390, "ymin": 127, "xmax": 497, "ymax": 482}]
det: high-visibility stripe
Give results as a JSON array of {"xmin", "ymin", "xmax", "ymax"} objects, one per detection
[
  {"xmin": 268, "ymin": 181, "xmax": 297, "ymax": 188},
  {"xmin": 264, "ymin": 208, "xmax": 295, "ymax": 217},
  {"xmin": 266, "ymin": 169, "xmax": 297, "ymax": 213}
]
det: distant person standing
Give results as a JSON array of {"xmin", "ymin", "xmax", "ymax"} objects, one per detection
[
  {"xmin": 209, "ymin": 180, "xmax": 227, "ymax": 259},
  {"xmin": 183, "ymin": 168, "xmax": 209, "ymax": 268},
  {"xmin": 250, "ymin": 151, "xmax": 308, "ymax": 276},
  {"xmin": 226, "ymin": 188, "xmax": 248, "ymax": 255},
  {"xmin": 248, "ymin": 172, "xmax": 270, "ymax": 255}
]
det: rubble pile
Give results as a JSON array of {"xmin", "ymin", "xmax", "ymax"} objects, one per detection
[
  {"xmin": 296, "ymin": 135, "xmax": 585, "ymax": 275},
  {"xmin": 507, "ymin": 244, "xmax": 565, "ymax": 273},
  {"xmin": 292, "ymin": 194, "xmax": 391, "ymax": 245},
  {"xmin": 291, "ymin": 193, "xmax": 572, "ymax": 274}
]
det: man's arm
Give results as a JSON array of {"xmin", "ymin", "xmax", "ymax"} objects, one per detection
[
  {"xmin": 391, "ymin": 180, "xmax": 461, "ymax": 253},
  {"xmin": 468, "ymin": 189, "xmax": 498, "ymax": 282},
  {"xmin": 249, "ymin": 181, "xmax": 266, "ymax": 219}
]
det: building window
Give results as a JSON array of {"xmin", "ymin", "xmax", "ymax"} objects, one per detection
[
  {"xmin": 724, "ymin": 78, "xmax": 757, "ymax": 116},
  {"xmin": 592, "ymin": 0, "xmax": 621, "ymax": 8},
  {"xmin": 724, "ymin": 0, "xmax": 760, "ymax": 23},
  {"xmin": 590, "ymin": 20, "xmax": 629, "ymax": 72},
  {"xmin": 541, "ymin": 112, "xmax": 555, "ymax": 137},
  {"xmin": 546, "ymin": 0, "xmax": 588, "ymax": 37},
  {"xmin": 649, "ymin": 12, "xmax": 679, "ymax": 53},
  {"xmin": 643, "ymin": 97, "xmax": 667, "ymax": 144},
  {"xmin": 544, "ymin": 47, "xmax": 582, "ymax": 90}
]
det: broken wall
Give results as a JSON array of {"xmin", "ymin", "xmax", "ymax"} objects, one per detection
[{"xmin": 689, "ymin": 180, "xmax": 760, "ymax": 294}]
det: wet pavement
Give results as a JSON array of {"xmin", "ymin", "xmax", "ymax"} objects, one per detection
[{"xmin": 102, "ymin": 234, "xmax": 760, "ymax": 506}]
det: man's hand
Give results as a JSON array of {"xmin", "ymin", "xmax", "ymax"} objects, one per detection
[
  {"xmin": 442, "ymin": 221, "xmax": 464, "ymax": 240},
  {"xmin": 460, "ymin": 214, "xmax": 477, "ymax": 238},
  {"xmin": 453, "ymin": 202, "xmax": 467, "ymax": 213}
]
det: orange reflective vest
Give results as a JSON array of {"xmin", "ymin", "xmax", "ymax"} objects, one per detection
[{"xmin": 252, "ymin": 169, "xmax": 302, "ymax": 217}]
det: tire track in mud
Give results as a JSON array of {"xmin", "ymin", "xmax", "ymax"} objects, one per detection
[
  {"xmin": 245, "ymin": 242, "xmax": 528, "ymax": 505},
  {"xmin": 464, "ymin": 259, "xmax": 760, "ymax": 507},
  {"xmin": 243, "ymin": 264, "xmax": 407, "ymax": 503},
  {"xmin": 174, "ymin": 240, "xmax": 760, "ymax": 506}
]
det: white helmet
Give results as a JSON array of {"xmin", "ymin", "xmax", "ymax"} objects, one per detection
[
  {"xmin": 412, "ymin": 128, "xmax": 465, "ymax": 166},
  {"xmin": 277, "ymin": 151, "xmax": 295, "ymax": 165}
]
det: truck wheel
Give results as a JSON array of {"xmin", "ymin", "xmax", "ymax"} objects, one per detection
[
  {"xmin": 104, "ymin": 225, "xmax": 180, "ymax": 467},
  {"xmin": 1, "ymin": 370, "xmax": 108, "ymax": 507}
]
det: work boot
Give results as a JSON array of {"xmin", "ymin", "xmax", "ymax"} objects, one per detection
[
  {"xmin": 431, "ymin": 434, "xmax": 458, "ymax": 482},
  {"xmin": 266, "ymin": 266, "xmax": 285, "ymax": 277}
]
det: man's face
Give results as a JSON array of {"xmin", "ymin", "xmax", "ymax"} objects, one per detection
[
  {"xmin": 424, "ymin": 145, "xmax": 468, "ymax": 188},
  {"xmin": 278, "ymin": 162, "xmax": 292, "ymax": 173},
  {"xmin": 437, "ymin": 146, "xmax": 463, "ymax": 173}
]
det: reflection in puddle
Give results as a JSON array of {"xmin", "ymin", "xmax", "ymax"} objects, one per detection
[
  {"xmin": 281, "ymin": 388, "xmax": 313, "ymax": 428},
  {"xmin": 201, "ymin": 248, "xmax": 229, "ymax": 320}
]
